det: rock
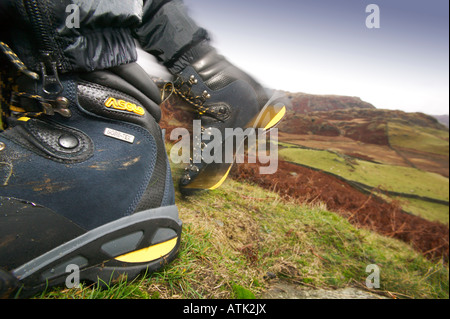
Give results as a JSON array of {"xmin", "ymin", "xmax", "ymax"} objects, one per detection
[{"xmin": 261, "ymin": 282, "xmax": 387, "ymax": 299}]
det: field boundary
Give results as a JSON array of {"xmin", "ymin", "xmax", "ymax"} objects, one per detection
[{"xmin": 285, "ymin": 160, "xmax": 450, "ymax": 207}]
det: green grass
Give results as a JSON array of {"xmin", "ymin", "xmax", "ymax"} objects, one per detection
[
  {"xmin": 395, "ymin": 197, "xmax": 449, "ymax": 225},
  {"xmin": 279, "ymin": 147, "xmax": 449, "ymax": 202},
  {"xmin": 36, "ymin": 171, "xmax": 449, "ymax": 299},
  {"xmin": 388, "ymin": 122, "xmax": 449, "ymax": 156}
]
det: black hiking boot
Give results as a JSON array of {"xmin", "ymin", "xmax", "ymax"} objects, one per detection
[
  {"xmin": 0, "ymin": 62, "xmax": 182, "ymax": 298},
  {"xmin": 171, "ymin": 47, "xmax": 287, "ymax": 194}
]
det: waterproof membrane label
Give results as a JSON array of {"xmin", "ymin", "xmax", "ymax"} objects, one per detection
[{"xmin": 104, "ymin": 128, "xmax": 135, "ymax": 144}]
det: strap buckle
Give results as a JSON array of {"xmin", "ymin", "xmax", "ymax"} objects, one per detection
[{"xmin": 10, "ymin": 92, "xmax": 71, "ymax": 118}]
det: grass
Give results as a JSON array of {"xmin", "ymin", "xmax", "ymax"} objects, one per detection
[
  {"xmin": 395, "ymin": 197, "xmax": 449, "ymax": 225},
  {"xmin": 278, "ymin": 147, "xmax": 449, "ymax": 202},
  {"xmin": 278, "ymin": 144, "xmax": 449, "ymax": 223},
  {"xmin": 36, "ymin": 167, "xmax": 449, "ymax": 299},
  {"xmin": 388, "ymin": 122, "xmax": 449, "ymax": 156}
]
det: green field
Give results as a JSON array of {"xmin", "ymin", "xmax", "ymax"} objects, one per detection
[
  {"xmin": 279, "ymin": 147, "xmax": 449, "ymax": 202},
  {"xmin": 396, "ymin": 197, "xmax": 449, "ymax": 225},
  {"xmin": 388, "ymin": 122, "xmax": 449, "ymax": 156}
]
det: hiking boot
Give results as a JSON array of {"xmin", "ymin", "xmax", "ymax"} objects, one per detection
[
  {"xmin": 0, "ymin": 62, "xmax": 181, "ymax": 298},
  {"xmin": 171, "ymin": 47, "xmax": 286, "ymax": 194}
]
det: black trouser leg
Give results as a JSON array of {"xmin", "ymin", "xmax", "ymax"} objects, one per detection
[{"xmin": 136, "ymin": 0, "xmax": 210, "ymax": 73}]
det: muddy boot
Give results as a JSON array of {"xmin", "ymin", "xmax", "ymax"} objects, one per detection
[
  {"xmin": 0, "ymin": 62, "xmax": 181, "ymax": 298},
  {"xmin": 170, "ymin": 44, "xmax": 287, "ymax": 194}
]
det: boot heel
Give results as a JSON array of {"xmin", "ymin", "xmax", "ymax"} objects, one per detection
[
  {"xmin": 247, "ymin": 92, "xmax": 287, "ymax": 131},
  {"xmin": 7, "ymin": 205, "xmax": 182, "ymax": 298}
]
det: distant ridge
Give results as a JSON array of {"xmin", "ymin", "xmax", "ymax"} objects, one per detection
[
  {"xmin": 432, "ymin": 114, "xmax": 449, "ymax": 128},
  {"xmin": 281, "ymin": 91, "xmax": 375, "ymax": 113}
]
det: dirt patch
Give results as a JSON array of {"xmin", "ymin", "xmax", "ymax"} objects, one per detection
[{"xmin": 232, "ymin": 160, "xmax": 449, "ymax": 262}]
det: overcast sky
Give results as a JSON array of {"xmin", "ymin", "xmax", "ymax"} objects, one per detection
[
  {"xmin": 178, "ymin": 0, "xmax": 449, "ymax": 115},
  {"xmin": 138, "ymin": 0, "xmax": 448, "ymax": 115}
]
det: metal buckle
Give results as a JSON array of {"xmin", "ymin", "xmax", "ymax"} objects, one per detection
[{"xmin": 10, "ymin": 92, "xmax": 71, "ymax": 118}]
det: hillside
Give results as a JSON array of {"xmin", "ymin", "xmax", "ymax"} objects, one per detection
[
  {"xmin": 276, "ymin": 92, "xmax": 449, "ymax": 255},
  {"xmin": 279, "ymin": 107, "xmax": 446, "ymax": 145},
  {"xmin": 34, "ymin": 87, "xmax": 449, "ymax": 299},
  {"xmin": 283, "ymin": 92, "xmax": 376, "ymax": 113},
  {"xmin": 278, "ymin": 107, "xmax": 449, "ymax": 177},
  {"xmin": 158, "ymin": 88, "xmax": 449, "ymax": 256}
]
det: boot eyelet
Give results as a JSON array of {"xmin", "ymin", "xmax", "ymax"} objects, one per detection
[
  {"xmin": 180, "ymin": 174, "xmax": 192, "ymax": 186},
  {"xmin": 0, "ymin": 142, "xmax": 5, "ymax": 151},
  {"xmin": 189, "ymin": 75, "xmax": 198, "ymax": 85},
  {"xmin": 202, "ymin": 91, "xmax": 211, "ymax": 99}
]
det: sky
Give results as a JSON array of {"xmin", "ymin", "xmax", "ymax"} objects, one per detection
[{"xmin": 177, "ymin": 0, "xmax": 449, "ymax": 115}]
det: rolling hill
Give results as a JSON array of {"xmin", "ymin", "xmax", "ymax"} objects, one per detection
[{"xmin": 159, "ymin": 87, "xmax": 449, "ymax": 263}]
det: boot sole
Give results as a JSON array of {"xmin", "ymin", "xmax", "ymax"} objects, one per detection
[{"xmin": 6, "ymin": 205, "xmax": 182, "ymax": 298}]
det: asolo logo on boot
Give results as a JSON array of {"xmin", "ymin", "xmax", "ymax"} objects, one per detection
[{"xmin": 104, "ymin": 97, "xmax": 145, "ymax": 116}]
